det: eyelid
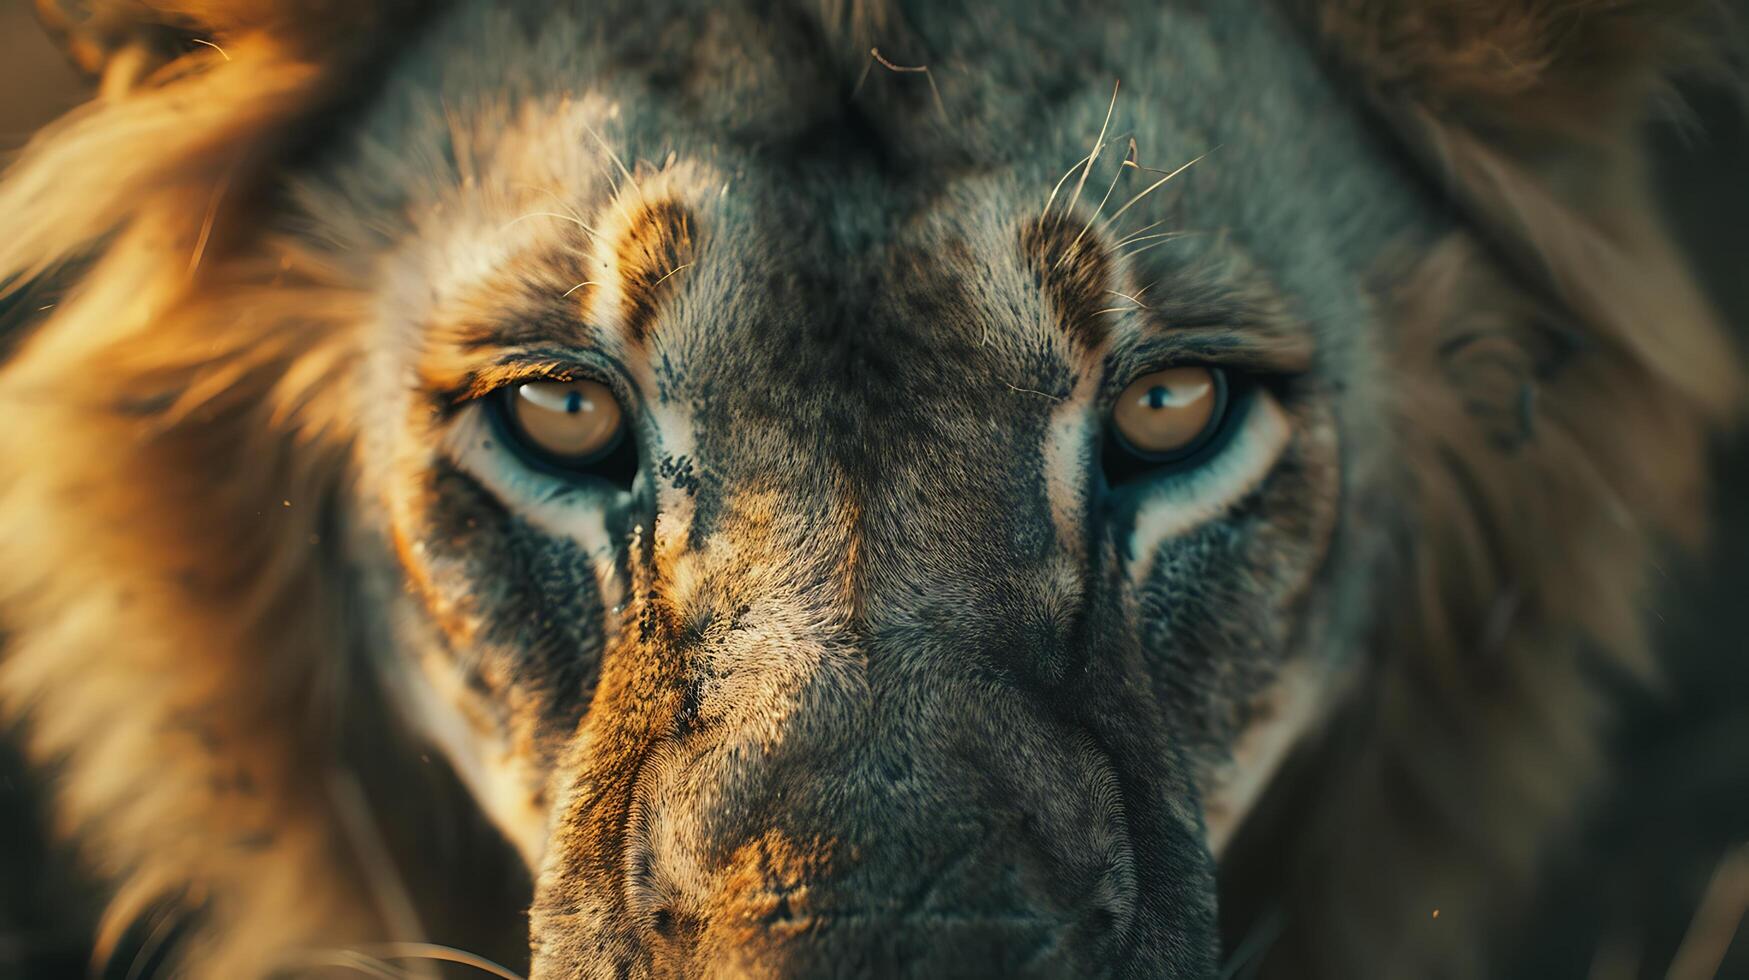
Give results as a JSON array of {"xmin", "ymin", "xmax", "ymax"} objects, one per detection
[
  {"xmin": 431, "ymin": 350, "xmax": 635, "ymax": 418},
  {"xmin": 1115, "ymin": 328, "xmax": 1313, "ymax": 384}
]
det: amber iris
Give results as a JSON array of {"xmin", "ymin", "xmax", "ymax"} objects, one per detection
[
  {"xmin": 508, "ymin": 379, "xmax": 623, "ymax": 461},
  {"xmin": 1111, "ymin": 366, "xmax": 1222, "ymax": 458}
]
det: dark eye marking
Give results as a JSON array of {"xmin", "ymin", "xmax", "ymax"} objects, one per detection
[
  {"xmin": 616, "ymin": 199, "xmax": 697, "ymax": 345},
  {"xmin": 1020, "ymin": 213, "xmax": 1116, "ymax": 353}
]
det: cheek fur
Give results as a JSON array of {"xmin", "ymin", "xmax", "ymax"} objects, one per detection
[
  {"xmin": 1200, "ymin": 658, "xmax": 1334, "ymax": 855},
  {"xmin": 442, "ymin": 405, "xmax": 632, "ymax": 619},
  {"xmin": 1126, "ymin": 392, "xmax": 1293, "ymax": 584}
]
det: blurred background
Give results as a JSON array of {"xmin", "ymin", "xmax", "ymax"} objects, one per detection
[{"xmin": 0, "ymin": 1, "xmax": 1743, "ymax": 976}]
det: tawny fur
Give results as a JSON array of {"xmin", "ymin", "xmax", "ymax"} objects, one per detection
[{"xmin": 0, "ymin": 1, "xmax": 1740, "ymax": 977}]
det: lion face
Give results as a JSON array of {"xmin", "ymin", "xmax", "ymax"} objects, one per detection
[
  {"xmin": 0, "ymin": 0, "xmax": 1735, "ymax": 977},
  {"xmin": 330, "ymin": 5, "xmax": 1374, "ymax": 975}
]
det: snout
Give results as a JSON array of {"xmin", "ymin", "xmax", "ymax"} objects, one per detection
[
  {"xmin": 527, "ymin": 660, "xmax": 1158, "ymax": 978},
  {"xmin": 661, "ymin": 910, "xmax": 1090, "ymax": 979},
  {"xmin": 623, "ymin": 816, "xmax": 1133, "ymax": 979}
]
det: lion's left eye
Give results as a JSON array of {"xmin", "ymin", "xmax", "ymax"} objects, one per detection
[
  {"xmin": 487, "ymin": 379, "xmax": 638, "ymax": 489},
  {"xmin": 1111, "ymin": 366, "xmax": 1225, "ymax": 460},
  {"xmin": 1103, "ymin": 365, "xmax": 1247, "ymax": 485}
]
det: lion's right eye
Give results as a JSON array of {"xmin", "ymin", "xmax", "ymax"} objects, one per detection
[{"xmin": 488, "ymin": 379, "xmax": 638, "ymax": 489}]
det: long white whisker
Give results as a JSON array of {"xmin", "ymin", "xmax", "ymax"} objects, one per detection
[
  {"xmin": 1106, "ymin": 288, "xmax": 1153, "ymax": 310},
  {"xmin": 1111, "ymin": 217, "xmax": 1167, "ymax": 248},
  {"xmin": 1060, "ymin": 80, "xmax": 1120, "ymax": 222},
  {"xmin": 1042, "ymin": 150, "xmax": 1094, "ymax": 219},
  {"xmin": 1113, "ymin": 230, "xmax": 1186, "ymax": 251},
  {"xmin": 576, "ymin": 116, "xmax": 644, "ymax": 205},
  {"xmin": 1056, "ymin": 145, "xmax": 1130, "ymax": 270},
  {"xmin": 500, "ymin": 212, "xmax": 602, "ymax": 238},
  {"xmin": 1117, "ymin": 236, "xmax": 1190, "ymax": 261}
]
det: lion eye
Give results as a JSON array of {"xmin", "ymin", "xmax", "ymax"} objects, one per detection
[
  {"xmin": 487, "ymin": 378, "xmax": 637, "ymax": 490},
  {"xmin": 508, "ymin": 379, "xmax": 623, "ymax": 460},
  {"xmin": 1110, "ymin": 366, "xmax": 1226, "ymax": 461}
]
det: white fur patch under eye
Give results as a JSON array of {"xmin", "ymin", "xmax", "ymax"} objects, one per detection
[
  {"xmin": 442, "ymin": 406, "xmax": 627, "ymax": 614},
  {"xmin": 1126, "ymin": 392, "xmax": 1291, "ymax": 584}
]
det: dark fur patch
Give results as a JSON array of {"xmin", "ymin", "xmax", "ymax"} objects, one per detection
[
  {"xmin": 616, "ymin": 200, "xmax": 697, "ymax": 345},
  {"xmin": 1019, "ymin": 213, "xmax": 1115, "ymax": 352}
]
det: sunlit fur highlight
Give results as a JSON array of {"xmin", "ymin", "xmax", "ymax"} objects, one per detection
[{"xmin": 0, "ymin": 1, "xmax": 1740, "ymax": 978}]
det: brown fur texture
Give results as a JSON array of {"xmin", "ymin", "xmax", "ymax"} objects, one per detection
[
  {"xmin": 1226, "ymin": 3, "xmax": 1743, "ymax": 975},
  {"xmin": 0, "ymin": 1, "xmax": 1740, "ymax": 977}
]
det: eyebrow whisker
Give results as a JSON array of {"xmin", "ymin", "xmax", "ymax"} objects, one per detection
[
  {"xmin": 576, "ymin": 115, "xmax": 645, "ymax": 207},
  {"xmin": 1102, "ymin": 150, "xmax": 1209, "ymax": 229},
  {"xmin": 1106, "ymin": 288, "xmax": 1153, "ymax": 310},
  {"xmin": 1110, "ymin": 217, "xmax": 1167, "ymax": 248},
  {"xmin": 501, "ymin": 211, "xmax": 603, "ymax": 240},
  {"xmin": 1056, "ymin": 144, "xmax": 1130, "ymax": 271},
  {"xmin": 649, "ymin": 263, "xmax": 693, "ymax": 289},
  {"xmin": 1114, "ymin": 230, "xmax": 1189, "ymax": 251},
  {"xmin": 1042, "ymin": 151, "xmax": 1094, "ymax": 219},
  {"xmin": 865, "ymin": 48, "xmax": 949, "ymax": 120},
  {"xmin": 1117, "ymin": 235, "xmax": 1193, "ymax": 261},
  {"xmin": 1005, "ymin": 382, "xmax": 1065, "ymax": 402},
  {"xmin": 1056, "ymin": 80, "xmax": 1121, "ymax": 222}
]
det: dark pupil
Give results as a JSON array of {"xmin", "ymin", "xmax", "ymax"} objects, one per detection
[
  {"xmin": 1146, "ymin": 385, "xmax": 1170, "ymax": 410},
  {"xmin": 564, "ymin": 391, "xmax": 583, "ymax": 414}
]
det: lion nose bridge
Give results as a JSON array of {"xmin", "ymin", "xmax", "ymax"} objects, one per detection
[{"xmin": 620, "ymin": 616, "xmax": 1136, "ymax": 970}]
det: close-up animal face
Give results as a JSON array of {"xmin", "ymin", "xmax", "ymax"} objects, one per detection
[
  {"xmin": 0, "ymin": 1, "xmax": 1743, "ymax": 978},
  {"xmin": 341, "ymin": 8, "xmax": 1378, "ymax": 974}
]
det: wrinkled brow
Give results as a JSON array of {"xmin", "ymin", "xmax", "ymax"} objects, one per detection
[
  {"xmin": 414, "ymin": 198, "xmax": 700, "ymax": 413},
  {"xmin": 1023, "ymin": 211, "xmax": 1315, "ymax": 374},
  {"xmin": 1116, "ymin": 258, "xmax": 1318, "ymax": 375}
]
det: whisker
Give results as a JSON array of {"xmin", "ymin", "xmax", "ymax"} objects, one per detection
[
  {"xmin": 277, "ymin": 949, "xmax": 407, "ymax": 979},
  {"xmin": 561, "ymin": 280, "xmax": 603, "ymax": 298},
  {"xmin": 1042, "ymin": 151, "xmax": 1094, "ymax": 220},
  {"xmin": 1111, "ymin": 218, "xmax": 1167, "ymax": 248},
  {"xmin": 1056, "ymin": 144, "xmax": 1130, "ymax": 271},
  {"xmin": 358, "ymin": 942, "xmax": 529, "ymax": 980},
  {"xmin": 1218, "ymin": 908, "xmax": 1284, "ymax": 980},
  {"xmin": 190, "ymin": 38, "xmax": 231, "ymax": 61},
  {"xmin": 1114, "ymin": 230, "xmax": 1188, "ymax": 251},
  {"xmin": 866, "ymin": 48, "xmax": 948, "ymax": 120},
  {"xmin": 1059, "ymin": 80, "xmax": 1120, "ymax": 222},
  {"xmin": 576, "ymin": 116, "xmax": 644, "ymax": 206},
  {"xmin": 1116, "ymin": 235, "xmax": 1190, "ymax": 261},
  {"xmin": 187, "ymin": 160, "xmax": 238, "ymax": 279},
  {"xmin": 326, "ymin": 771, "xmax": 429, "ymax": 972},
  {"xmin": 1040, "ymin": 132, "xmax": 1131, "ymax": 220},
  {"xmin": 120, "ymin": 906, "xmax": 179, "ymax": 980},
  {"xmin": 650, "ymin": 262, "xmax": 694, "ymax": 289},
  {"xmin": 1103, "ymin": 150, "xmax": 1210, "ymax": 229},
  {"xmin": 1106, "ymin": 287, "xmax": 1153, "ymax": 310},
  {"xmin": 1005, "ymin": 382, "xmax": 1064, "ymax": 402},
  {"xmin": 500, "ymin": 212, "xmax": 602, "ymax": 239},
  {"xmin": 1665, "ymin": 842, "xmax": 1749, "ymax": 980},
  {"xmin": 513, "ymin": 183, "xmax": 595, "ymax": 229}
]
